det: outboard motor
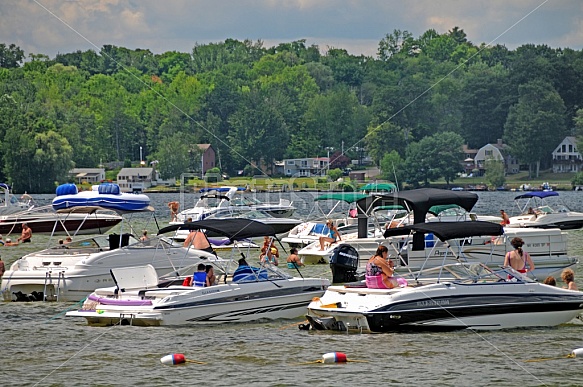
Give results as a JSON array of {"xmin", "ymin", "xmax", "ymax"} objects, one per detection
[{"xmin": 329, "ymin": 245, "xmax": 359, "ymax": 284}]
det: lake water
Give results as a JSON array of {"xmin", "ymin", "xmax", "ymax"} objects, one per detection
[{"xmin": 2, "ymin": 190, "xmax": 583, "ymax": 386}]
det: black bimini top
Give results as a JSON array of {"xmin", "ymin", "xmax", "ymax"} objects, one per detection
[
  {"xmin": 158, "ymin": 218, "xmax": 276, "ymax": 241},
  {"xmin": 357, "ymin": 188, "xmax": 479, "ymax": 219},
  {"xmin": 383, "ymin": 221, "xmax": 504, "ymax": 242}
]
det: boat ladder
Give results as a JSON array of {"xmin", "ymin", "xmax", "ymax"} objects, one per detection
[{"xmin": 43, "ymin": 270, "xmax": 65, "ymax": 302}]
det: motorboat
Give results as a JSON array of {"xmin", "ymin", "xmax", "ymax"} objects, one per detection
[
  {"xmin": 305, "ymin": 262, "xmax": 583, "ymax": 333},
  {"xmin": 282, "ymin": 193, "xmax": 367, "ymax": 249},
  {"xmin": 1, "ymin": 183, "xmax": 210, "ymax": 302},
  {"xmin": 0, "ymin": 205, "xmax": 123, "ymax": 236},
  {"xmin": 0, "ymin": 183, "xmax": 35, "ymax": 215},
  {"xmin": 507, "ymin": 191, "xmax": 583, "ymax": 230},
  {"xmin": 0, "ymin": 183, "xmax": 147, "ymax": 236},
  {"xmin": 299, "ymin": 189, "xmax": 578, "ymax": 280},
  {"xmin": 175, "ymin": 186, "xmax": 296, "ymax": 222},
  {"xmin": 65, "ymin": 220, "xmax": 330, "ymax": 326},
  {"xmin": 0, "ymin": 225, "xmax": 220, "ymax": 302},
  {"xmin": 171, "ymin": 209, "xmax": 302, "ymax": 243},
  {"xmin": 66, "ymin": 262, "xmax": 329, "ymax": 326}
]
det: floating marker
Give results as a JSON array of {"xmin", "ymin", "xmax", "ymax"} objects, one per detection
[
  {"xmin": 571, "ymin": 348, "xmax": 583, "ymax": 358},
  {"xmin": 322, "ymin": 352, "xmax": 348, "ymax": 364},
  {"xmin": 160, "ymin": 353, "xmax": 206, "ymax": 365},
  {"xmin": 295, "ymin": 352, "xmax": 367, "ymax": 365}
]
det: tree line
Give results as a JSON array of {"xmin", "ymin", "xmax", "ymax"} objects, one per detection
[{"xmin": 1, "ymin": 27, "xmax": 583, "ymax": 193}]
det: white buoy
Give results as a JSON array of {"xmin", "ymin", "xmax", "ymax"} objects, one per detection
[{"xmin": 571, "ymin": 348, "xmax": 583, "ymax": 357}]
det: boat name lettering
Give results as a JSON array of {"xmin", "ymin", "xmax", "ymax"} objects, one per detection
[
  {"xmin": 201, "ymin": 288, "xmax": 221, "ymax": 295},
  {"xmin": 417, "ymin": 299, "xmax": 449, "ymax": 307}
]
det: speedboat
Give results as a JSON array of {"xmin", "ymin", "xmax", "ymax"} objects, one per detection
[
  {"xmin": 175, "ymin": 186, "xmax": 296, "ymax": 222},
  {"xmin": 300, "ymin": 189, "xmax": 578, "ymax": 281},
  {"xmin": 0, "ymin": 183, "xmax": 136, "ymax": 236},
  {"xmin": 0, "ymin": 205, "xmax": 123, "ymax": 236},
  {"xmin": 305, "ymin": 262, "xmax": 583, "ymax": 333},
  {"xmin": 507, "ymin": 191, "xmax": 583, "ymax": 230},
  {"xmin": 0, "ymin": 183, "xmax": 34, "ymax": 215},
  {"xmin": 0, "ymin": 183, "xmax": 213, "ymax": 302},
  {"xmin": 282, "ymin": 193, "xmax": 367, "ymax": 249},
  {"xmin": 66, "ymin": 262, "xmax": 330, "ymax": 326},
  {"xmin": 66, "ymin": 219, "xmax": 330, "ymax": 326}
]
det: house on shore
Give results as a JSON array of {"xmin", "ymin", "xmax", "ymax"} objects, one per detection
[
  {"xmin": 552, "ymin": 136, "xmax": 583, "ymax": 173},
  {"xmin": 282, "ymin": 157, "xmax": 329, "ymax": 177},
  {"xmin": 473, "ymin": 139, "xmax": 519, "ymax": 176},
  {"xmin": 69, "ymin": 168, "xmax": 106, "ymax": 184},
  {"xmin": 117, "ymin": 167, "xmax": 176, "ymax": 193}
]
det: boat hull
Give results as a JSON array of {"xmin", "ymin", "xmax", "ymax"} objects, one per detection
[
  {"xmin": 306, "ymin": 283, "xmax": 583, "ymax": 332},
  {"xmin": 1, "ymin": 239, "xmax": 215, "ymax": 302},
  {"xmin": 67, "ymin": 279, "xmax": 329, "ymax": 326}
]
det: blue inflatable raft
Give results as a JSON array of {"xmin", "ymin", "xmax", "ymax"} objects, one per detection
[{"xmin": 52, "ymin": 183, "xmax": 150, "ymax": 212}]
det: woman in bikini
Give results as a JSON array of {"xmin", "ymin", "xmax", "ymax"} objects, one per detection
[
  {"xmin": 365, "ymin": 245, "xmax": 398, "ymax": 289},
  {"xmin": 503, "ymin": 237, "xmax": 535, "ymax": 275},
  {"xmin": 319, "ymin": 220, "xmax": 341, "ymax": 250}
]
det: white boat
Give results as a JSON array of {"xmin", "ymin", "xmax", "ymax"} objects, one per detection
[
  {"xmin": 1, "ymin": 183, "xmax": 214, "ymax": 302},
  {"xmin": 0, "ymin": 204, "xmax": 123, "ymax": 236},
  {"xmin": 299, "ymin": 188, "xmax": 578, "ymax": 280},
  {"xmin": 305, "ymin": 262, "xmax": 583, "ymax": 333},
  {"xmin": 0, "ymin": 183, "xmax": 35, "ymax": 215},
  {"xmin": 175, "ymin": 186, "xmax": 296, "ymax": 222},
  {"xmin": 65, "ymin": 219, "xmax": 330, "ymax": 326},
  {"xmin": 282, "ymin": 193, "xmax": 367, "ymax": 249},
  {"xmin": 507, "ymin": 191, "xmax": 583, "ymax": 230}
]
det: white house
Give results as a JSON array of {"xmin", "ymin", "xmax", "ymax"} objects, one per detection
[
  {"xmin": 552, "ymin": 136, "xmax": 583, "ymax": 173},
  {"xmin": 283, "ymin": 157, "xmax": 329, "ymax": 177},
  {"xmin": 69, "ymin": 168, "xmax": 106, "ymax": 184},
  {"xmin": 117, "ymin": 168, "xmax": 155, "ymax": 193}
]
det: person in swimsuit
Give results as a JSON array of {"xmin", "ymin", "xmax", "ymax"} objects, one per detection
[
  {"xmin": 365, "ymin": 245, "xmax": 398, "ymax": 289},
  {"xmin": 319, "ymin": 220, "xmax": 341, "ymax": 250},
  {"xmin": 286, "ymin": 248, "xmax": 304, "ymax": 269},
  {"xmin": 503, "ymin": 237, "xmax": 535, "ymax": 275},
  {"xmin": 18, "ymin": 223, "xmax": 32, "ymax": 243},
  {"xmin": 561, "ymin": 268, "xmax": 578, "ymax": 290},
  {"xmin": 499, "ymin": 210, "xmax": 510, "ymax": 226}
]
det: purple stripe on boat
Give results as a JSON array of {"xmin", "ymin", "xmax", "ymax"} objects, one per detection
[{"xmin": 88, "ymin": 293, "xmax": 152, "ymax": 306}]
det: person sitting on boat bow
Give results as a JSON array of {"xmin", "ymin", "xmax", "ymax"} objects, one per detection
[
  {"xmin": 319, "ymin": 220, "xmax": 341, "ymax": 250},
  {"xmin": 183, "ymin": 229, "xmax": 214, "ymax": 253},
  {"xmin": 365, "ymin": 246, "xmax": 398, "ymax": 289},
  {"xmin": 503, "ymin": 237, "xmax": 535, "ymax": 278}
]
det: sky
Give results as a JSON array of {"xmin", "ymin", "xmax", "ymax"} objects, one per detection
[{"xmin": 1, "ymin": 0, "xmax": 583, "ymax": 59}]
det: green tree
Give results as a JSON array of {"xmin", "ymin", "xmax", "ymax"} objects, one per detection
[
  {"xmin": 0, "ymin": 43, "xmax": 25, "ymax": 68},
  {"xmin": 379, "ymin": 150, "xmax": 404, "ymax": 190},
  {"xmin": 154, "ymin": 133, "xmax": 192, "ymax": 179},
  {"xmin": 484, "ymin": 158, "xmax": 506, "ymax": 189},
  {"xmin": 504, "ymin": 80, "xmax": 568, "ymax": 177}
]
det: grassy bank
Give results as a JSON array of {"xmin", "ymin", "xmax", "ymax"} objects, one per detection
[{"xmin": 139, "ymin": 170, "xmax": 577, "ymax": 193}]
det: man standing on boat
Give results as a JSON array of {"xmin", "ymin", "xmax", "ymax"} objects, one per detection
[{"xmin": 18, "ymin": 223, "xmax": 32, "ymax": 243}]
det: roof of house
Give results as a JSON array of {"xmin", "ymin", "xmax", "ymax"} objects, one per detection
[{"xmin": 118, "ymin": 168, "xmax": 154, "ymax": 176}]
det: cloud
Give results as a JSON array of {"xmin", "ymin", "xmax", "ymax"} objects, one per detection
[{"xmin": 1, "ymin": 0, "xmax": 581, "ymax": 59}]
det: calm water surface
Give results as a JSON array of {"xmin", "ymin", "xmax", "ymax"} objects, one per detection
[{"xmin": 3, "ymin": 191, "xmax": 583, "ymax": 386}]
